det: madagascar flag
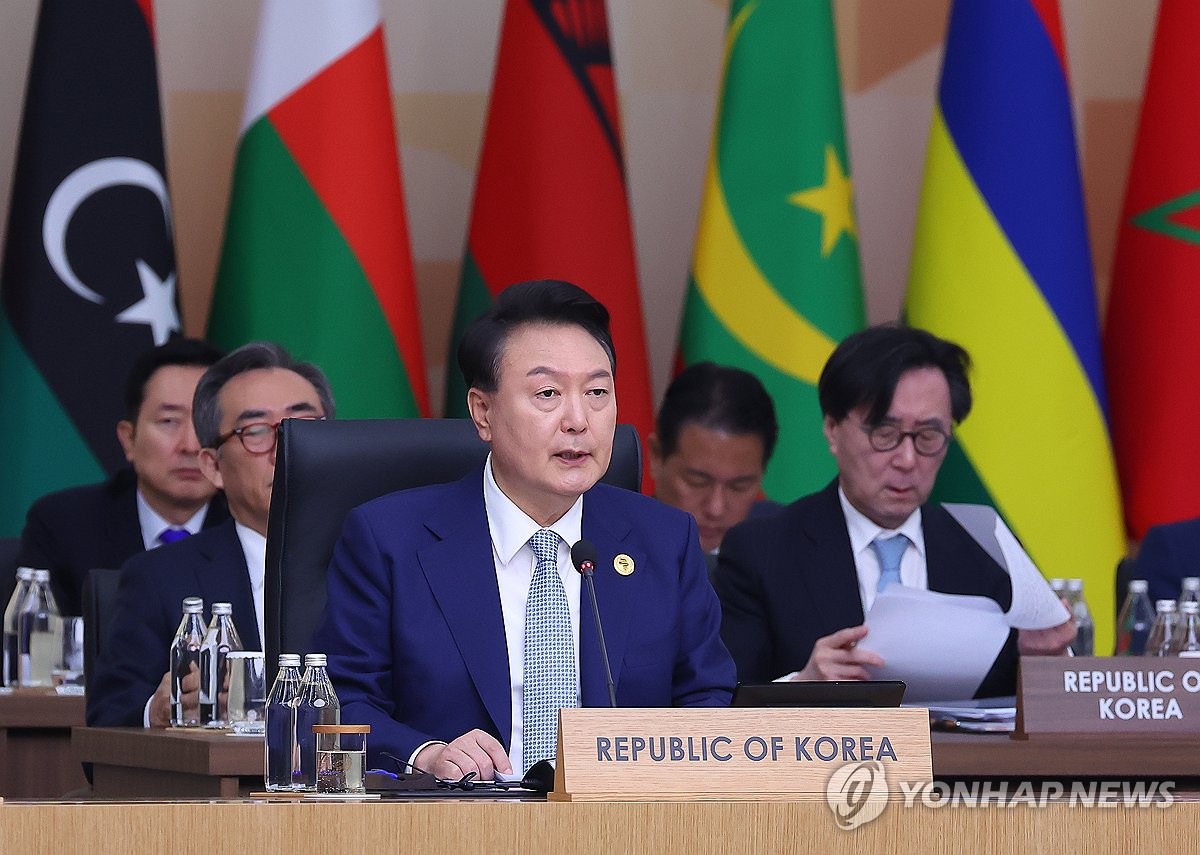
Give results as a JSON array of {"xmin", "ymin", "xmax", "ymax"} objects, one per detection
[
  {"xmin": 906, "ymin": 0, "xmax": 1124, "ymax": 649},
  {"xmin": 209, "ymin": 0, "xmax": 428, "ymax": 418},
  {"xmin": 1106, "ymin": 0, "xmax": 1200, "ymax": 539},
  {"xmin": 445, "ymin": 0, "xmax": 654, "ymax": 449},
  {"xmin": 0, "ymin": 0, "xmax": 178, "ymax": 536}
]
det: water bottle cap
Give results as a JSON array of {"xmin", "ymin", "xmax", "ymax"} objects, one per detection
[
  {"xmin": 303, "ymin": 653, "xmax": 327, "ymax": 667},
  {"xmin": 211, "ymin": 602, "xmax": 233, "ymax": 615},
  {"xmin": 15, "ymin": 567, "xmax": 35, "ymax": 581},
  {"xmin": 1128, "ymin": 579, "xmax": 1149, "ymax": 593},
  {"xmin": 1066, "ymin": 578, "xmax": 1084, "ymax": 592},
  {"xmin": 31, "ymin": 569, "xmax": 50, "ymax": 582},
  {"xmin": 182, "ymin": 596, "xmax": 204, "ymax": 613},
  {"xmin": 1049, "ymin": 577, "xmax": 1065, "ymax": 589},
  {"xmin": 1184, "ymin": 578, "xmax": 1200, "ymax": 592},
  {"xmin": 1183, "ymin": 601, "xmax": 1200, "ymax": 615},
  {"xmin": 278, "ymin": 654, "xmax": 302, "ymax": 667},
  {"xmin": 1156, "ymin": 599, "xmax": 1178, "ymax": 613}
]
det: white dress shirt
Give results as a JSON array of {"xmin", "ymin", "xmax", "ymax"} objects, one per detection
[
  {"xmin": 136, "ymin": 491, "xmax": 209, "ymax": 550},
  {"xmin": 484, "ymin": 455, "xmax": 582, "ymax": 776}
]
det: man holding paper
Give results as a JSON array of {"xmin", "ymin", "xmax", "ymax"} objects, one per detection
[{"xmin": 713, "ymin": 325, "xmax": 1074, "ymax": 698}]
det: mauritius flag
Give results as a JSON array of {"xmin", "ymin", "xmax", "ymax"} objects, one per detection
[
  {"xmin": 678, "ymin": 0, "xmax": 865, "ymax": 503},
  {"xmin": 0, "ymin": 0, "xmax": 178, "ymax": 536},
  {"xmin": 209, "ymin": 0, "xmax": 428, "ymax": 418},
  {"xmin": 444, "ymin": 0, "xmax": 654, "ymax": 448},
  {"xmin": 1106, "ymin": 0, "xmax": 1200, "ymax": 539},
  {"xmin": 906, "ymin": 0, "xmax": 1124, "ymax": 648}
]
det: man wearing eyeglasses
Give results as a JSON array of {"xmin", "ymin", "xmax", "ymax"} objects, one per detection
[
  {"xmin": 713, "ymin": 324, "xmax": 1074, "ymax": 698},
  {"xmin": 88, "ymin": 341, "xmax": 334, "ymax": 728}
]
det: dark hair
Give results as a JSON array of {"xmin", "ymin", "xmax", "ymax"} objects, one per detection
[
  {"xmin": 193, "ymin": 341, "xmax": 336, "ymax": 448},
  {"xmin": 123, "ymin": 337, "xmax": 224, "ymax": 421},
  {"xmin": 657, "ymin": 362, "xmax": 778, "ymax": 466},
  {"xmin": 818, "ymin": 324, "xmax": 972, "ymax": 425},
  {"xmin": 457, "ymin": 279, "xmax": 615, "ymax": 392}
]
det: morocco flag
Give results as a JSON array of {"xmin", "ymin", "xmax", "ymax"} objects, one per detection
[
  {"xmin": 209, "ymin": 0, "xmax": 428, "ymax": 418},
  {"xmin": 444, "ymin": 0, "xmax": 654, "ymax": 449},
  {"xmin": 1106, "ymin": 0, "xmax": 1200, "ymax": 539},
  {"xmin": 0, "ymin": 0, "xmax": 178, "ymax": 536}
]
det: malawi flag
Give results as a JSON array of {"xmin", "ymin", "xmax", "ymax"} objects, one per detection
[
  {"xmin": 679, "ymin": 0, "xmax": 865, "ymax": 503},
  {"xmin": 906, "ymin": 0, "xmax": 1124, "ymax": 649},
  {"xmin": 1106, "ymin": 0, "xmax": 1200, "ymax": 539},
  {"xmin": 445, "ymin": 0, "xmax": 654, "ymax": 447},
  {"xmin": 209, "ymin": 0, "xmax": 428, "ymax": 418},
  {"xmin": 0, "ymin": 0, "xmax": 178, "ymax": 537}
]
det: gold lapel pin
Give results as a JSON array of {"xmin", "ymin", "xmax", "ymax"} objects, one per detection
[{"xmin": 613, "ymin": 554, "xmax": 635, "ymax": 576}]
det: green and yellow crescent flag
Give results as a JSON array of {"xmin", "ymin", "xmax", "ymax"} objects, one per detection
[{"xmin": 679, "ymin": 0, "xmax": 865, "ymax": 502}]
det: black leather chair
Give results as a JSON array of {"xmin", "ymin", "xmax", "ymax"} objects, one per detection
[
  {"xmin": 81, "ymin": 567, "xmax": 121, "ymax": 697},
  {"xmin": 264, "ymin": 418, "xmax": 642, "ymax": 675}
]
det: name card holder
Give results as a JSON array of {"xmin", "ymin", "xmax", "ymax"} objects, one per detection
[
  {"xmin": 1018, "ymin": 655, "xmax": 1200, "ymax": 735},
  {"xmin": 550, "ymin": 707, "xmax": 931, "ymax": 801}
]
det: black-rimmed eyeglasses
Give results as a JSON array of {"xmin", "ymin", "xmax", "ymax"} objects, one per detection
[{"xmin": 858, "ymin": 421, "xmax": 950, "ymax": 457}]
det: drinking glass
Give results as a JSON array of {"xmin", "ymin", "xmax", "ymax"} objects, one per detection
[{"xmin": 226, "ymin": 651, "xmax": 267, "ymax": 734}]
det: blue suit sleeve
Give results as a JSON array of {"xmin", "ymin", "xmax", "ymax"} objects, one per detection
[{"xmin": 315, "ymin": 508, "xmax": 439, "ymax": 767}]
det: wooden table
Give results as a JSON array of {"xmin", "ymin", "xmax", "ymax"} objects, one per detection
[
  {"xmin": 0, "ymin": 799, "xmax": 1197, "ymax": 854},
  {"xmin": 73, "ymin": 726, "xmax": 1200, "ymax": 800},
  {"xmin": 0, "ymin": 689, "xmax": 87, "ymax": 799},
  {"xmin": 75, "ymin": 727, "xmax": 262, "ymax": 799}
]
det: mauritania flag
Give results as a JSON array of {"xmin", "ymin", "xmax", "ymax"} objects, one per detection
[
  {"xmin": 679, "ymin": 0, "xmax": 864, "ymax": 503},
  {"xmin": 906, "ymin": 0, "xmax": 1123, "ymax": 649},
  {"xmin": 210, "ymin": 0, "xmax": 428, "ymax": 418},
  {"xmin": 0, "ymin": 0, "xmax": 178, "ymax": 536},
  {"xmin": 445, "ymin": 0, "xmax": 654, "ymax": 448},
  {"xmin": 1106, "ymin": 0, "xmax": 1200, "ymax": 539}
]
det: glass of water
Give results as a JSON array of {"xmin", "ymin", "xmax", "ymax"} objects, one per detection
[
  {"xmin": 314, "ymin": 724, "xmax": 369, "ymax": 794},
  {"xmin": 51, "ymin": 616, "xmax": 84, "ymax": 688},
  {"xmin": 226, "ymin": 651, "xmax": 267, "ymax": 734}
]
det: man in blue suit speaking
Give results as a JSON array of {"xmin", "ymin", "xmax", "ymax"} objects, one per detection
[{"xmin": 315, "ymin": 280, "xmax": 735, "ymax": 780}]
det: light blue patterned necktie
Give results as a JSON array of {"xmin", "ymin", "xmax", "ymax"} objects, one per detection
[
  {"xmin": 523, "ymin": 529, "xmax": 576, "ymax": 771},
  {"xmin": 871, "ymin": 534, "xmax": 909, "ymax": 593}
]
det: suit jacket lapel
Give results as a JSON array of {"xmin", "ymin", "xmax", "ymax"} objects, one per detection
[
  {"xmin": 195, "ymin": 522, "xmax": 262, "ymax": 651},
  {"xmin": 801, "ymin": 483, "xmax": 865, "ymax": 631},
  {"xmin": 579, "ymin": 488, "xmax": 635, "ymax": 707},
  {"xmin": 416, "ymin": 474, "xmax": 511, "ymax": 743}
]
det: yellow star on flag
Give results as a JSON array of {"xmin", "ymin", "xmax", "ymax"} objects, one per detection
[{"xmin": 788, "ymin": 145, "xmax": 856, "ymax": 257}]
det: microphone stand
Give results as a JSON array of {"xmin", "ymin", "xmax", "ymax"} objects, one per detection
[{"xmin": 580, "ymin": 563, "xmax": 617, "ymax": 708}]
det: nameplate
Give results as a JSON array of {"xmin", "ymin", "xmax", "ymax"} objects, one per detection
[
  {"xmin": 1018, "ymin": 656, "xmax": 1200, "ymax": 734},
  {"xmin": 550, "ymin": 707, "xmax": 932, "ymax": 801}
]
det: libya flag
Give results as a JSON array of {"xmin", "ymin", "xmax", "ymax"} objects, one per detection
[
  {"xmin": 1106, "ymin": 0, "xmax": 1200, "ymax": 539},
  {"xmin": 209, "ymin": 0, "xmax": 428, "ymax": 418},
  {"xmin": 445, "ymin": 0, "xmax": 654, "ymax": 450},
  {"xmin": 679, "ymin": 0, "xmax": 865, "ymax": 503},
  {"xmin": 0, "ymin": 0, "xmax": 178, "ymax": 537}
]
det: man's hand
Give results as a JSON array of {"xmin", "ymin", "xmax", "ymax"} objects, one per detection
[
  {"xmin": 149, "ymin": 663, "xmax": 198, "ymax": 728},
  {"xmin": 1018, "ymin": 613, "xmax": 1077, "ymax": 656},
  {"xmin": 794, "ymin": 624, "xmax": 885, "ymax": 682},
  {"xmin": 416, "ymin": 729, "xmax": 513, "ymax": 780}
]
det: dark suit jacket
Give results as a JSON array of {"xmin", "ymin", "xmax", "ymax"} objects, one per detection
[
  {"xmin": 312, "ymin": 468, "xmax": 736, "ymax": 767},
  {"xmin": 11, "ymin": 468, "xmax": 229, "ymax": 616},
  {"xmin": 1135, "ymin": 518, "xmax": 1200, "ymax": 604},
  {"xmin": 86, "ymin": 519, "xmax": 260, "ymax": 728},
  {"xmin": 714, "ymin": 482, "xmax": 1020, "ymax": 699}
]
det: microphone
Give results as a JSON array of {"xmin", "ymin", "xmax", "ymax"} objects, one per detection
[{"xmin": 571, "ymin": 539, "xmax": 617, "ymax": 708}]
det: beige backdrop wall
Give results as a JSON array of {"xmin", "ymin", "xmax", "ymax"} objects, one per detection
[{"xmin": 0, "ymin": 0, "xmax": 1160, "ymax": 413}]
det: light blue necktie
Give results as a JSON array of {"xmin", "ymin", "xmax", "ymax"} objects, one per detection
[
  {"xmin": 870, "ymin": 534, "xmax": 909, "ymax": 593},
  {"xmin": 523, "ymin": 529, "xmax": 576, "ymax": 771}
]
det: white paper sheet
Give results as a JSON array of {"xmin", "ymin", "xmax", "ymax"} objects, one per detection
[{"xmin": 858, "ymin": 586, "xmax": 1011, "ymax": 702}]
